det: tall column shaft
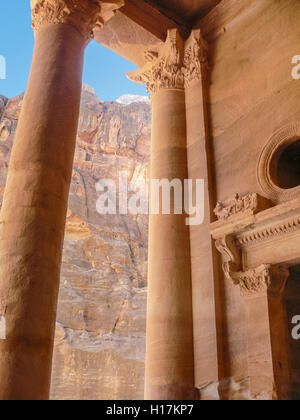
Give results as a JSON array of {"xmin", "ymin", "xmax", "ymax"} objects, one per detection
[
  {"xmin": 0, "ymin": 22, "xmax": 85, "ymax": 400},
  {"xmin": 0, "ymin": 0, "xmax": 124, "ymax": 400},
  {"xmin": 127, "ymin": 28, "xmax": 214, "ymax": 400},
  {"xmin": 145, "ymin": 88, "xmax": 195, "ymax": 399},
  {"xmin": 128, "ymin": 29, "xmax": 199, "ymax": 400}
]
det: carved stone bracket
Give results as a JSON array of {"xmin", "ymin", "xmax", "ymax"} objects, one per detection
[
  {"xmin": 214, "ymin": 235, "xmax": 290, "ymax": 298},
  {"xmin": 211, "ymin": 192, "xmax": 298, "ymax": 299},
  {"xmin": 127, "ymin": 28, "xmax": 208, "ymax": 96},
  {"xmin": 31, "ymin": 0, "xmax": 124, "ymax": 41},
  {"xmin": 215, "ymin": 234, "xmax": 272, "ymax": 297}
]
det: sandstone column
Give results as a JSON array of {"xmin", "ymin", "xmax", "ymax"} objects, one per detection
[
  {"xmin": 184, "ymin": 30, "xmax": 219, "ymax": 399},
  {"xmin": 128, "ymin": 29, "xmax": 196, "ymax": 400},
  {"xmin": 0, "ymin": 0, "xmax": 123, "ymax": 400}
]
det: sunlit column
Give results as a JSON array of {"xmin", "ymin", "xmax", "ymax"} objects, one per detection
[
  {"xmin": 0, "ymin": 0, "xmax": 123, "ymax": 400},
  {"xmin": 128, "ymin": 29, "xmax": 196, "ymax": 400}
]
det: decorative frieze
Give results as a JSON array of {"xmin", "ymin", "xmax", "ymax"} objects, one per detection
[
  {"xmin": 127, "ymin": 28, "xmax": 208, "ymax": 96},
  {"xmin": 214, "ymin": 193, "xmax": 271, "ymax": 221},
  {"xmin": 31, "ymin": 0, "xmax": 124, "ymax": 40},
  {"xmin": 236, "ymin": 215, "xmax": 300, "ymax": 248}
]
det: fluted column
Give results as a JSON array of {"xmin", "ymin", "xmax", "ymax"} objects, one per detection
[
  {"xmin": 128, "ymin": 29, "xmax": 196, "ymax": 400},
  {"xmin": 0, "ymin": 0, "xmax": 123, "ymax": 400}
]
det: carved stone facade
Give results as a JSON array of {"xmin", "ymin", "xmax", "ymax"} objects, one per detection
[
  {"xmin": 212, "ymin": 193, "xmax": 300, "ymax": 298},
  {"xmin": 127, "ymin": 28, "xmax": 207, "ymax": 96},
  {"xmin": 212, "ymin": 191, "xmax": 296, "ymax": 399},
  {"xmin": 31, "ymin": 0, "xmax": 124, "ymax": 40}
]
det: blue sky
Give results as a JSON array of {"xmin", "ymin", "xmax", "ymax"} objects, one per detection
[{"xmin": 0, "ymin": 1, "xmax": 147, "ymax": 101}]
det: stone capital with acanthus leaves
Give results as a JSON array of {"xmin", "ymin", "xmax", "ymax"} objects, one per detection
[
  {"xmin": 127, "ymin": 28, "xmax": 208, "ymax": 96},
  {"xmin": 31, "ymin": 0, "xmax": 124, "ymax": 41}
]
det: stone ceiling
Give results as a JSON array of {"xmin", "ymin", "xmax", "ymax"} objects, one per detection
[
  {"xmin": 95, "ymin": 0, "xmax": 222, "ymax": 67},
  {"xmin": 145, "ymin": 0, "xmax": 222, "ymax": 24}
]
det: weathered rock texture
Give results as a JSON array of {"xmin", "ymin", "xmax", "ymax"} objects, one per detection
[
  {"xmin": 0, "ymin": 96, "xmax": 7, "ymax": 121},
  {"xmin": 0, "ymin": 85, "xmax": 151, "ymax": 400}
]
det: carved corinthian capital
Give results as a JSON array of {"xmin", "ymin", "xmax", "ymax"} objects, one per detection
[
  {"xmin": 184, "ymin": 29, "xmax": 208, "ymax": 87},
  {"xmin": 127, "ymin": 28, "xmax": 185, "ymax": 96},
  {"xmin": 238, "ymin": 265, "xmax": 272, "ymax": 298},
  {"xmin": 127, "ymin": 28, "xmax": 208, "ymax": 95},
  {"xmin": 31, "ymin": 0, "xmax": 124, "ymax": 41}
]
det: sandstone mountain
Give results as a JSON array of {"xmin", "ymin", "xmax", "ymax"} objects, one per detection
[{"xmin": 0, "ymin": 85, "xmax": 151, "ymax": 400}]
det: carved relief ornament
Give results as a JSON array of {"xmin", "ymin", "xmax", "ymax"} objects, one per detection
[
  {"xmin": 127, "ymin": 28, "xmax": 208, "ymax": 96},
  {"xmin": 214, "ymin": 193, "xmax": 271, "ymax": 221},
  {"xmin": 31, "ymin": 0, "xmax": 124, "ymax": 41},
  {"xmin": 211, "ymin": 192, "xmax": 297, "ymax": 298},
  {"xmin": 183, "ymin": 29, "xmax": 209, "ymax": 87},
  {"xmin": 214, "ymin": 235, "xmax": 288, "ymax": 298}
]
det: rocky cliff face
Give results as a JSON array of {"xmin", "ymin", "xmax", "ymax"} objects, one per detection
[
  {"xmin": 0, "ymin": 85, "xmax": 151, "ymax": 400},
  {"xmin": 0, "ymin": 95, "xmax": 8, "ymax": 120}
]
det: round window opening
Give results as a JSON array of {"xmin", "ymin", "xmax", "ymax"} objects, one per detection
[{"xmin": 270, "ymin": 139, "xmax": 300, "ymax": 190}]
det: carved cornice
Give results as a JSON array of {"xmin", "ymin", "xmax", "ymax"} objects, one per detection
[
  {"xmin": 31, "ymin": 0, "xmax": 124, "ymax": 41},
  {"xmin": 183, "ymin": 29, "xmax": 208, "ymax": 87},
  {"xmin": 127, "ymin": 28, "xmax": 208, "ymax": 96},
  {"xmin": 214, "ymin": 193, "xmax": 271, "ymax": 221},
  {"xmin": 236, "ymin": 215, "xmax": 300, "ymax": 248}
]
